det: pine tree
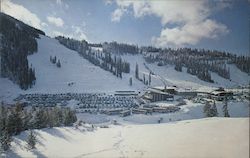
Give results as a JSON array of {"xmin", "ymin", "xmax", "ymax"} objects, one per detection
[
  {"xmin": 52, "ymin": 107, "xmax": 63, "ymax": 127},
  {"xmin": 56, "ymin": 60, "xmax": 61, "ymax": 68},
  {"xmin": 143, "ymin": 74, "xmax": 145, "ymax": 84},
  {"xmin": 203, "ymin": 101, "xmax": 218, "ymax": 117},
  {"xmin": 135, "ymin": 63, "xmax": 139, "ymax": 79},
  {"xmin": 33, "ymin": 109, "xmax": 46, "ymax": 129},
  {"xmin": 0, "ymin": 129, "xmax": 12, "ymax": 152},
  {"xmin": 6, "ymin": 104, "xmax": 23, "ymax": 135},
  {"xmin": 211, "ymin": 101, "xmax": 218, "ymax": 117},
  {"xmin": 203, "ymin": 101, "xmax": 211, "ymax": 117},
  {"xmin": 52, "ymin": 56, "xmax": 57, "ymax": 64},
  {"xmin": 22, "ymin": 110, "xmax": 32, "ymax": 131},
  {"xmin": 149, "ymin": 73, "xmax": 151, "ymax": 85},
  {"xmin": 26, "ymin": 130, "xmax": 36, "ymax": 150},
  {"xmin": 63, "ymin": 108, "xmax": 75, "ymax": 126},
  {"xmin": 129, "ymin": 77, "xmax": 132, "ymax": 86},
  {"xmin": 0, "ymin": 105, "xmax": 7, "ymax": 135},
  {"xmin": 46, "ymin": 109, "xmax": 54, "ymax": 128},
  {"xmin": 223, "ymin": 97, "xmax": 230, "ymax": 117},
  {"xmin": 14, "ymin": 103, "xmax": 23, "ymax": 134}
]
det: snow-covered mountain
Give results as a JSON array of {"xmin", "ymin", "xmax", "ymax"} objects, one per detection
[
  {"xmin": 0, "ymin": 32, "xmax": 249, "ymax": 102},
  {"xmin": 0, "ymin": 35, "xmax": 141, "ymax": 101},
  {"xmin": 24, "ymin": 35, "xmax": 250, "ymax": 93},
  {"xmin": 0, "ymin": 9, "xmax": 249, "ymax": 158},
  {"xmin": 0, "ymin": 13, "xmax": 249, "ymax": 103},
  {"xmin": 27, "ymin": 35, "xmax": 147, "ymax": 93}
]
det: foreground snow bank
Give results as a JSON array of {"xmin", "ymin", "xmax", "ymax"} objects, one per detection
[{"xmin": 7, "ymin": 118, "xmax": 249, "ymax": 158}]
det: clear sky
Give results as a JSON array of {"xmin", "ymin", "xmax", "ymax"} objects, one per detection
[{"xmin": 2, "ymin": 0, "xmax": 249, "ymax": 55}]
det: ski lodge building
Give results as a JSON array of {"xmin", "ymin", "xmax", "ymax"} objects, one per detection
[{"xmin": 144, "ymin": 88, "xmax": 174, "ymax": 102}]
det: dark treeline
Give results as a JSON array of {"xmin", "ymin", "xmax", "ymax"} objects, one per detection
[
  {"xmin": 231, "ymin": 55, "xmax": 250, "ymax": 74},
  {"xmin": 143, "ymin": 47, "xmax": 242, "ymax": 83},
  {"xmin": 81, "ymin": 48, "xmax": 130, "ymax": 78},
  {"xmin": 55, "ymin": 36, "xmax": 88, "ymax": 54},
  {"xmin": 0, "ymin": 103, "xmax": 77, "ymax": 151},
  {"xmin": 135, "ymin": 63, "xmax": 151, "ymax": 86},
  {"xmin": 0, "ymin": 13, "xmax": 44, "ymax": 90},
  {"xmin": 101, "ymin": 52, "xmax": 130, "ymax": 78},
  {"xmin": 141, "ymin": 46, "xmax": 161, "ymax": 53},
  {"xmin": 56, "ymin": 36, "xmax": 130, "ymax": 78},
  {"xmin": 88, "ymin": 43, "xmax": 102, "ymax": 47},
  {"xmin": 103, "ymin": 41, "xmax": 139, "ymax": 55},
  {"xmin": 56, "ymin": 36, "xmax": 248, "ymax": 83}
]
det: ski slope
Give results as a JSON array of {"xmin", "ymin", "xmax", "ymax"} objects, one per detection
[
  {"xmin": 0, "ymin": 35, "xmax": 146, "ymax": 102},
  {"xmin": 27, "ymin": 35, "xmax": 146, "ymax": 93},
  {"xmin": 145, "ymin": 62, "xmax": 249, "ymax": 91},
  {"xmin": 116, "ymin": 53, "xmax": 249, "ymax": 92},
  {"xmin": 6, "ymin": 118, "xmax": 249, "ymax": 158}
]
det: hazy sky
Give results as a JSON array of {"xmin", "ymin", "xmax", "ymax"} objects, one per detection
[{"xmin": 2, "ymin": 0, "xmax": 249, "ymax": 55}]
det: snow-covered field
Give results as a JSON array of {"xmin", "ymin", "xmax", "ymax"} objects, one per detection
[{"xmin": 6, "ymin": 118, "xmax": 249, "ymax": 158}]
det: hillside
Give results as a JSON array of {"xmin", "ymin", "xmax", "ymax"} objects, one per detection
[
  {"xmin": 5, "ymin": 118, "xmax": 249, "ymax": 158},
  {"xmin": 0, "ymin": 13, "xmax": 249, "ymax": 103},
  {"xmin": 0, "ymin": 13, "xmax": 45, "ymax": 90},
  {"xmin": 0, "ymin": 35, "xmax": 147, "ymax": 102},
  {"xmin": 0, "ymin": 34, "xmax": 249, "ymax": 102},
  {"xmin": 28, "ymin": 35, "xmax": 147, "ymax": 93},
  {"xmin": 0, "ymin": 3, "xmax": 249, "ymax": 158},
  {"xmin": 146, "ymin": 61, "xmax": 249, "ymax": 91}
]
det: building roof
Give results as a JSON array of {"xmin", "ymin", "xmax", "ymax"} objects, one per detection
[
  {"xmin": 152, "ymin": 86, "xmax": 177, "ymax": 91},
  {"xmin": 148, "ymin": 88, "xmax": 171, "ymax": 95},
  {"xmin": 210, "ymin": 91, "xmax": 233, "ymax": 95}
]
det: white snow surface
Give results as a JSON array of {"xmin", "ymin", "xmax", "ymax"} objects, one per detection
[
  {"xmin": 27, "ymin": 36, "xmax": 145, "ymax": 93},
  {"xmin": 146, "ymin": 63, "xmax": 249, "ymax": 92},
  {"xmin": 0, "ymin": 36, "xmax": 145, "ymax": 102},
  {"xmin": 6, "ymin": 118, "xmax": 249, "ymax": 158}
]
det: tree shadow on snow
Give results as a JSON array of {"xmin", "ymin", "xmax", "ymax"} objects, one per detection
[
  {"xmin": 6, "ymin": 148, "xmax": 46, "ymax": 158},
  {"xmin": 4, "ymin": 150, "xmax": 22, "ymax": 158},
  {"xmin": 41, "ymin": 128, "xmax": 72, "ymax": 142},
  {"xmin": 31, "ymin": 150, "xmax": 47, "ymax": 158}
]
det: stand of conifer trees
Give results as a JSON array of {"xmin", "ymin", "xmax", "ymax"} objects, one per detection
[{"xmin": 0, "ymin": 103, "xmax": 77, "ymax": 152}]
